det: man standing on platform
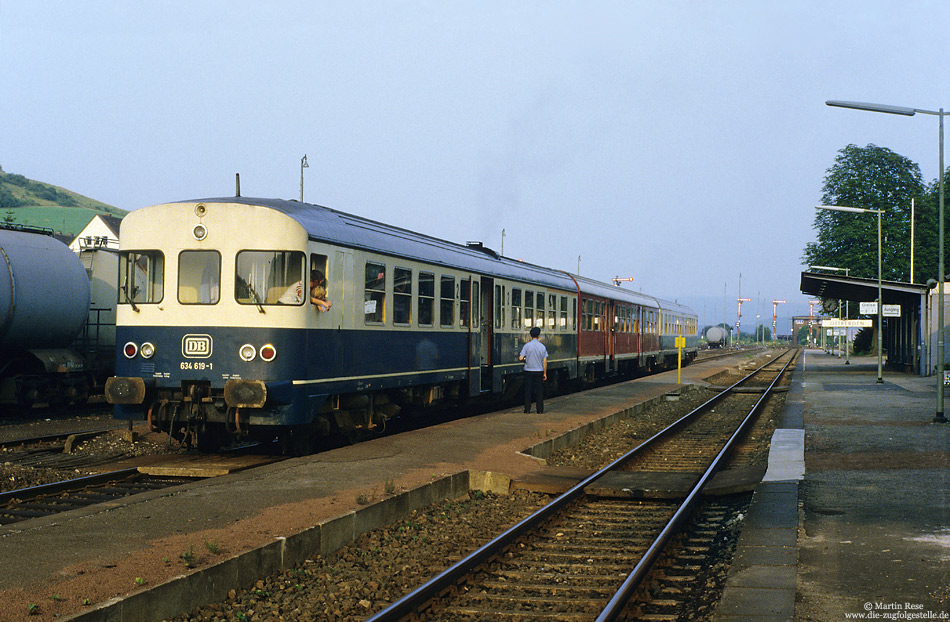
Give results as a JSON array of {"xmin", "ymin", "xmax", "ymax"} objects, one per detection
[{"xmin": 519, "ymin": 326, "xmax": 548, "ymax": 414}]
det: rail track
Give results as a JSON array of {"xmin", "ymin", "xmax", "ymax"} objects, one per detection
[
  {"xmin": 0, "ymin": 469, "xmax": 197, "ymax": 526},
  {"xmin": 366, "ymin": 348, "xmax": 797, "ymax": 622}
]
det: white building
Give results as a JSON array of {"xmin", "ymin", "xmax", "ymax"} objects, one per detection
[{"xmin": 68, "ymin": 214, "xmax": 121, "ymax": 252}]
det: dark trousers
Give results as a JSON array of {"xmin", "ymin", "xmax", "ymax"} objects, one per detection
[{"xmin": 524, "ymin": 371, "xmax": 544, "ymax": 413}]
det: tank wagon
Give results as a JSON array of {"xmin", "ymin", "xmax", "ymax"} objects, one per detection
[
  {"xmin": 105, "ymin": 197, "xmax": 698, "ymax": 451},
  {"xmin": 0, "ymin": 225, "xmax": 109, "ymax": 409},
  {"xmin": 704, "ymin": 325, "xmax": 729, "ymax": 348}
]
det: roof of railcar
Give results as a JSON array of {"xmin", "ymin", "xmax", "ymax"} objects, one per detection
[
  {"xmin": 654, "ymin": 297, "xmax": 696, "ymax": 317},
  {"xmin": 178, "ymin": 197, "xmax": 578, "ymax": 290},
  {"xmin": 570, "ymin": 274, "xmax": 661, "ymax": 309}
]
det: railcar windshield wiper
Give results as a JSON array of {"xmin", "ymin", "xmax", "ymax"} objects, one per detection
[
  {"xmin": 240, "ymin": 277, "xmax": 266, "ymax": 314},
  {"xmin": 122, "ymin": 281, "xmax": 140, "ymax": 313}
]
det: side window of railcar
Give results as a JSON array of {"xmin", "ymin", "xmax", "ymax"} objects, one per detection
[
  {"xmin": 560, "ymin": 296, "xmax": 568, "ymax": 330},
  {"xmin": 459, "ymin": 278, "xmax": 470, "ymax": 328},
  {"xmin": 493, "ymin": 284, "xmax": 507, "ymax": 330},
  {"xmin": 364, "ymin": 262, "xmax": 386, "ymax": 323},
  {"xmin": 310, "ymin": 254, "xmax": 330, "ymax": 308},
  {"xmin": 179, "ymin": 251, "xmax": 221, "ymax": 305},
  {"xmin": 418, "ymin": 272, "xmax": 434, "ymax": 326},
  {"xmin": 536, "ymin": 292, "xmax": 544, "ymax": 328},
  {"xmin": 572, "ymin": 298, "xmax": 577, "ymax": 331},
  {"xmin": 393, "ymin": 267, "xmax": 412, "ymax": 325},
  {"xmin": 511, "ymin": 288, "xmax": 522, "ymax": 330},
  {"xmin": 524, "ymin": 291, "xmax": 534, "ymax": 329},
  {"xmin": 547, "ymin": 294, "xmax": 556, "ymax": 330},
  {"xmin": 119, "ymin": 251, "xmax": 164, "ymax": 304},
  {"xmin": 440, "ymin": 275, "xmax": 455, "ymax": 327},
  {"xmin": 235, "ymin": 251, "xmax": 306, "ymax": 306}
]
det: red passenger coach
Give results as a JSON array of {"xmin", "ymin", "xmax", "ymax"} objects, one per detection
[{"xmin": 571, "ymin": 275, "xmax": 696, "ymax": 380}]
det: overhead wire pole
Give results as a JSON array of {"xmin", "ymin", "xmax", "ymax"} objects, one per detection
[{"xmin": 826, "ymin": 100, "xmax": 947, "ymax": 421}]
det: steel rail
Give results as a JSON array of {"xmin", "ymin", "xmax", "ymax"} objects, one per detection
[
  {"xmin": 595, "ymin": 349, "xmax": 795, "ymax": 622},
  {"xmin": 0, "ymin": 468, "xmax": 141, "ymax": 504},
  {"xmin": 0, "ymin": 426, "xmax": 119, "ymax": 449},
  {"xmin": 365, "ymin": 348, "xmax": 794, "ymax": 622}
]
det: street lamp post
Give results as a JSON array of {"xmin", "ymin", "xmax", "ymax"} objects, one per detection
[
  {"xmin": 300, "ymin": 154, "xmax": 310, "ymax": 203},
  {"xmin": 816, "ymin": 206, "xmax": 882, "ymax": 382},
  {"xmin": 826, "ymin": 99, "xmax": 947, "ymax": 421}
]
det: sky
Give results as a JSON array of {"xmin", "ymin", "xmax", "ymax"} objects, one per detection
[{"xmin": 2, "ymin": 1, "xmax": 949, "ymax": 334}]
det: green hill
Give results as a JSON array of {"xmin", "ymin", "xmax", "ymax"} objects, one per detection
[{"xmin": 0, "ymin": 168, "xmax": 126, "ymax": 237}]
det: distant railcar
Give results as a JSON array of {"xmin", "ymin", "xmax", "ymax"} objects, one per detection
[{"xmin": 105, "ymin": 197, "xmax": 698, "ymax": 451}]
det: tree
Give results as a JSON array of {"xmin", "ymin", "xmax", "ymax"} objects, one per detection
[
  {"xmin": 908, "ymin": 168, "xmax": 950, "ymax": 283},
  {"xmin": 803, "ymin": 144, "xmax": 926, "ymax": 284}
]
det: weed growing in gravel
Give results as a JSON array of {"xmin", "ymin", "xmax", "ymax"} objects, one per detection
[
  {"xmin": 355, "ymin": 492, "xmax": 369, "ymax": 505},
  {"xmin": 180, "ymin": 544, "xmax": 197, "ymax": 568},
  {"xmin": 27, "ymin": 603, "xmax": 38, "ymax": 616},
  {"xmin": 204, "ymin": 540, "xmax": 220, "ymax": 555},
  {"xmin": 135, "ymin": 577, "xmax": 145, "ymax": 586},
  {"xmin": 384, "ymin": 479, "xmax": 396, "ymax": 494}
]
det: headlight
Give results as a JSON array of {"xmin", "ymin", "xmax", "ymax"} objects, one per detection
[
  {"xmin": 140, "ymin": 342, "xmax": 155, "ymax": 359},
  {"xmin": 239, "ymin": 344, "xmax": 257, "ymax": 362},
  {"xmin": 259, "ymin": 344, "xmax": 277, "ymax": 362}
]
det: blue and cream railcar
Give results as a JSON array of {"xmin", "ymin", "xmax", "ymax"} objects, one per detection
[
  {"xmin": 105, "ymin": 197, "xmax": 580, "ymax": 449},
  {"xmin": 655, "ymin": 297, "xmax": 700, "ymax": 366}
]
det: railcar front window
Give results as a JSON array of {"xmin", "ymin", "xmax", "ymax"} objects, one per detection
[
  {"xmin": 179, "ymin": 251, "xmax": 221, "ymax": 304},
  {"xmin": 119, "ymin": 251, "xmax": 164, "ymax": 304},
  {"xmin": 365, "ymin": 262, "xmax": 386, "ymax": 323},
  {"xmin": 235, "ymin": 251, "xmax": 306, "ymax": 306}
]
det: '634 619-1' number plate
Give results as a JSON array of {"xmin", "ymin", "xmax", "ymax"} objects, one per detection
[{"xmin": 180, "ymin": 361, "xmax": 213, "ymax": 371}]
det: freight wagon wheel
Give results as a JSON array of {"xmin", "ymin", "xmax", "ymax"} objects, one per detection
[{"xmin": 13, "ymin": 375, "xmax": 43, "ymax": 416}]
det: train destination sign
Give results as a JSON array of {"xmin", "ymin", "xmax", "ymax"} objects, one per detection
[{"xmin": 821, "ymin": 319, "xmax": 873, "ymax": 328}]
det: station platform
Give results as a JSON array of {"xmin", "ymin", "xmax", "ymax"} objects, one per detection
[{"xmin": 715, "ymin": 349, "xmax": 950, "ymax": 621}]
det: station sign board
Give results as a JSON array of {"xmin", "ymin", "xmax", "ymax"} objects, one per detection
[
  {"xmin": 821, "ymin": 319, "xmax": 873, "ymax": 328},
  {"xmin": 858, "ymin": 302, "xmax": 902, "ymax": 317}
]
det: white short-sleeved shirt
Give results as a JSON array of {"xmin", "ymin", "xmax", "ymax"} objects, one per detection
[{"xmin": 520, "ymin": 339, "xmax": 548, "ymax": 372}]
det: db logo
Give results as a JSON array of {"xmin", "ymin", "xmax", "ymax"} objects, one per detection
[{"xmin": 182, "ymin": 334, "xmax": 213, "ymax": 359}]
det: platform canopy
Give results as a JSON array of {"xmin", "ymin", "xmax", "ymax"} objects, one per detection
[{"xmin": 800, "ymin": 271, "xmax": 931, "ymax": 306}]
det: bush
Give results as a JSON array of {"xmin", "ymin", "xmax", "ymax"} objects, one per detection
[{"xmin": 853, "ymin": 327, "xmax": 874, "ymax": 354}]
